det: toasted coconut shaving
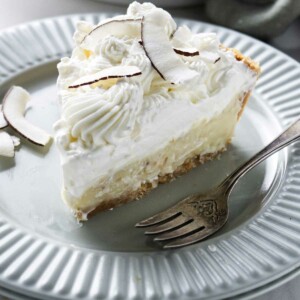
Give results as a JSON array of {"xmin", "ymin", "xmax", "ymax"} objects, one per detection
[
  {"xmin": 2, "ymin": 86, "xmax": 51, "ymax": 146},
  {"xmin": 141, "ymin": 11, "xmax": 199, "ymax": 84},
  {"xmin": 69, "ymin": 66, "xmax": 142, "ymax": 88},
  {"xmin": 173, "ymin": 47, "xmax": 199, "ymax": 57},
  {"xmin": 81, "ymin": 17, "xmax": 142, "ymax": 50}
]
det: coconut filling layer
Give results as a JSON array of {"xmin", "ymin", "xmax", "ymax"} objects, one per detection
[{"xmin": 64, "ymin": 93, "xmax": 244, "ymax": 215}]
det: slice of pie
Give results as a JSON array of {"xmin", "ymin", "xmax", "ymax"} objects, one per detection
[{"xmin": 55, "ymin": 1, "xmax": 260, "ymax": 220}]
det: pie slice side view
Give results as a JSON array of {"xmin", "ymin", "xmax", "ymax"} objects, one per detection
[{"xmin": 54, "ymin": 1, "xmax": 260, "ymax": 220}]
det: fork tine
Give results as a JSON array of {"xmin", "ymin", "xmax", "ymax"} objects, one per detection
[
  {"xmin": 153, "ymin": 221, "xmax": 203, "ymax": 242},
  {"xmin": 144, "ymin": 215, "xmax": 192, "ymax": 235},
  {"xmin": 163, "ymin": 227, "xmax": 214, "ymax": 249},
  {"xmin": 135, "ymin": 208, "xmax": 181, "ymax": 228}
]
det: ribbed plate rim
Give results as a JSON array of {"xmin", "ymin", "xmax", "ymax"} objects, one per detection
[{"xmin": 0, "ymin": 13, "xmax": 300, "ymax": 300}]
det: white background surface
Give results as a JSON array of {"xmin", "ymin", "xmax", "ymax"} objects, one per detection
[{"xmin": 0, "ymin": 1, "xmax": 300, "ymax": 299}]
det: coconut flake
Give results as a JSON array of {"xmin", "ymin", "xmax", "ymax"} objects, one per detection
[
  {"xmin": 0, "ymin": 131, "xmax": 15, "ymax": 157},
  {"xmin": 2, "ymin": 86, "xmax": 52, "ymax": 147},
  {"xmin": 0, "ymin": 104, "xmax": 8, "ymax": 129},
  {"xmin": 139, "ymin": 41, "xmax": 200, "ymax": 59},
  {"xmin": 142, "ymin": 11, "xmax": 199, "ymax": 84},
  {"xmin": 171, "ymin": 27, "xmax": 221, "ymax": 63},
  {"xmin": 81, "ymin": 17, "xmax": 142, "ymax": 50},
  {"xmin": 173, "ymin": 47, "xmax": 199, "ymax": 57},
  {"xmin": 69, "ymin": 66, "xmax": 142, "ymax": 89}
]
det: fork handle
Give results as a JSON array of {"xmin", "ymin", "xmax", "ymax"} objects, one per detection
[{"xmin": 220, "ymin": 118, "xmax": 300, "ymax": 195}]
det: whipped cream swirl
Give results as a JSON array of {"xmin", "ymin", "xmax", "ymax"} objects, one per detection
[
  {"xmin": 59, "ymin": 82, "xmax": 142, "ymax": 148},
  {"xmin": 97, "ymin": 36, "xmax": 129, "ymax": 64}
]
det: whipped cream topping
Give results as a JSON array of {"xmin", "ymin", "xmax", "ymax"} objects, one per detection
[
  {"xmin": 55, "ymin": 1, "xmax": 258, "ymax": 203},
  {"xmin": 59, "ymin": 82, "xmax": 142, "ymax": 148}
]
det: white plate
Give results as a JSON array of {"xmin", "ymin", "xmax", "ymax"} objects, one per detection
[
  {"xmin": 0, "ymin": 14, "xmax": 300, "ymax": 300},
  {"xmin": 2, "ymin": 265, "xmax": 300, "ymax": 300}
]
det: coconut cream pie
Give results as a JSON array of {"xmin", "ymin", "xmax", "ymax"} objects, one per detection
[{"xmin": 55, "ymin": 2, "xmax": 260, "ymax": 220}]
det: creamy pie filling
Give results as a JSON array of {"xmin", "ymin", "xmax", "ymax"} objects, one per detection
[{"xmin": 55, "ymin": 2, "xmax": 258, "ymax": 218}]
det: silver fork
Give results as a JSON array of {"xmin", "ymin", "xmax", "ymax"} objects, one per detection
[{"xmin": 136, "ymin": 118, "xmax": 300, "ymax": 249}]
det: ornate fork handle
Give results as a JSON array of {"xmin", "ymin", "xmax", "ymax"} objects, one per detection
[
  {"xmin": 137, "ymin": 118, "xmax": 300, "ymax": 249},
  {"xmin": 220, "ymin": 118, "xmax": 300, "ymax": 195}
]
